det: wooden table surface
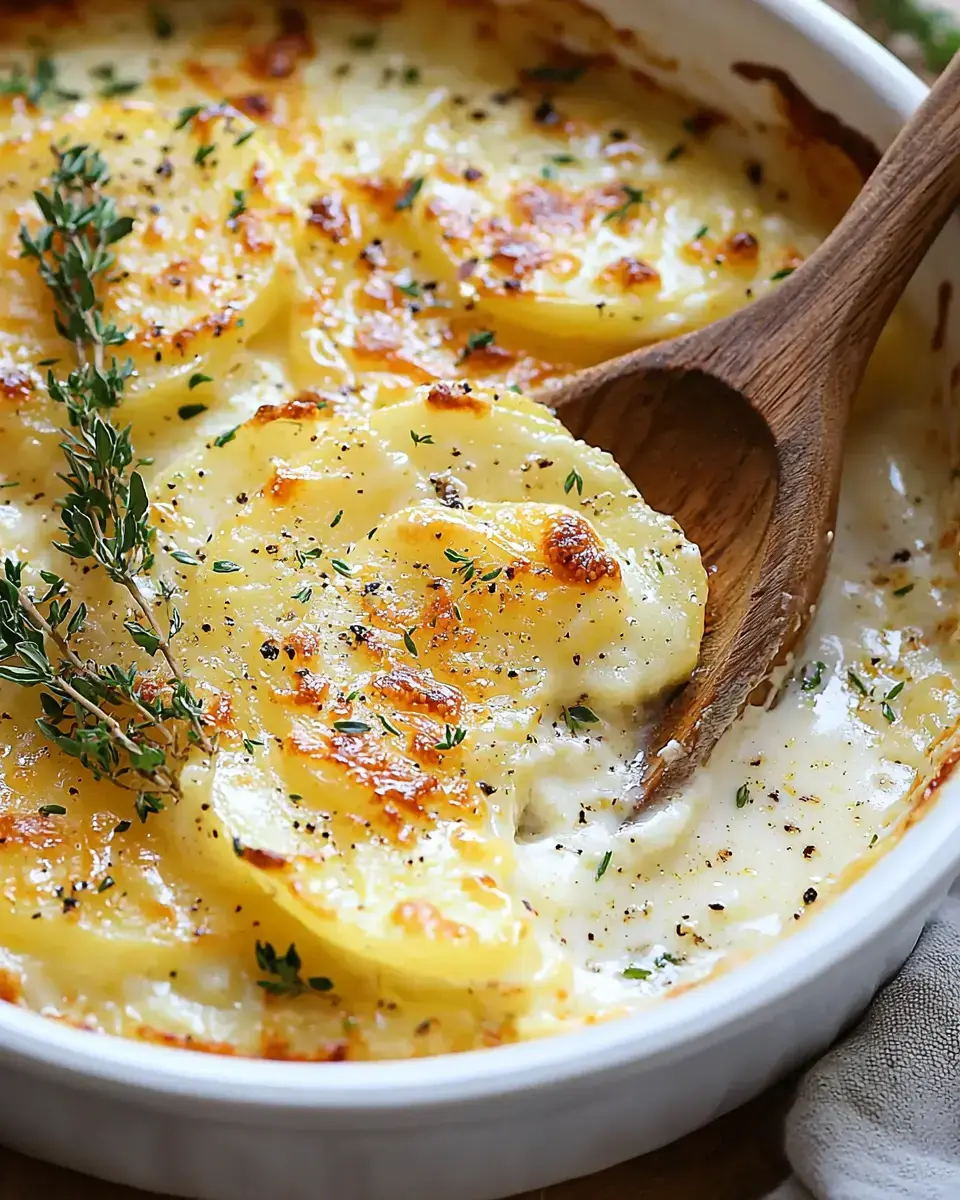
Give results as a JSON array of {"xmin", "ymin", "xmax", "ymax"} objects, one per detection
[{"xmin": 0, "ymin": 1079, "xmax": 793, "ymax": 1199}]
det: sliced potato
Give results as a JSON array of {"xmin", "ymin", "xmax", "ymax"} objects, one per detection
[
  {"xmin": 0, "ymin": 694, "xmax": 248, "ymax": 983},
  {"xmin": 0, "ymin": 100, "xmax": 298, "ymax": 403},
  {"xmin": 161, "ymin": 384, "xmax": 705, "ymax": 985}
]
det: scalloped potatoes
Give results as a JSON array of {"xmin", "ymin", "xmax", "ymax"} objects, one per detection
[
  {"xmin": 158, "ymin": 385, "xmax": 705, "ymax": 986},
  {"xmin": 0, "ymin": 0, "xmax": 957, "ymax": 1064}
]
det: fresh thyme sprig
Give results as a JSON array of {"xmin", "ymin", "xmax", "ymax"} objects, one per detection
[
  {"xmin": 0, "ymin": 560, "xmax": 180, "ymax": 816},
  {"xmin": 0, "ymin": 142, "xmax": 213, "ymax": 817},
  {"xmin": 19, "ymin": 143, "xmax": 210, "ymax": 749},
  {"xmin": 864, "ymin": 0, "xmax": 960, "ymax": 73}
]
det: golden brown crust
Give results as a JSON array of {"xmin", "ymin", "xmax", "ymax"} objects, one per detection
[
  {"xmin": 254, "ymin": 392, "xmax": 335, "ymax": 423},
  {"xmin": 425, "ymin": 381, "xmax": 492, "ymax": 415},
  {"xmin": 246, "ymin": 6, "xmax": 314, "ymax": 80},
  {"xmin": 240, "ymin": 846, "xmax": 289, "ymax": 870},
  {"xmin": 0, "ymin": 967, "xmax": 22, "ymax": 1005},
  {"xmin": 542, "ymin": 513, "xmax": 621, "ymax": 586},
  {"xmin": 372, "ymin": 666, "xmax": 464, "ymax": 721}
]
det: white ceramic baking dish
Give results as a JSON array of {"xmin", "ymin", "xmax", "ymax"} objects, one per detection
[{"xmin": 2, "ymin": 1, "xmax": 958, "ymax": 1197}]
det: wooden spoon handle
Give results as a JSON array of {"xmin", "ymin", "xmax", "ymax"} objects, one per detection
[
  {"xmin": 549, "ymin": 52, "xmax": 960, "ymax": 420},
  {"xmin": 748, "ymin": 46, "xmax": 960, "ymax": 396}
]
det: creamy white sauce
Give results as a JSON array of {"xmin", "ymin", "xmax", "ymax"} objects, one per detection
[{"xmin": 511, "ymin": 357, "xmax": 960, "ymax": 1031}]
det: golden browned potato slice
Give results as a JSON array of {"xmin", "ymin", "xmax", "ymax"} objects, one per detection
[
  {"xmin": 0, "ymin": 100, "xmax": 298, "ymax": 404},
  {"xmin": 157, "ymin": 384, "xmax": 706, "ymax": 985}
]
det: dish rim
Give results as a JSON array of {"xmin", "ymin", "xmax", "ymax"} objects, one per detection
[{"xmin": 0, "ymin": 0, "xmax": 955, "ymax": 1118}]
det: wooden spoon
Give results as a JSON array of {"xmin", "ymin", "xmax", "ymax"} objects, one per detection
[{"xmin": 548, "ymin": 51, "xmax": 960, "ymax": 809}]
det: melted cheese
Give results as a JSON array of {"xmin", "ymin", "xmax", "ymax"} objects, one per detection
[
  {"xmin": 157, "ymin": 385, "xmax": 704, "ymax": 985},
  {"xmin": 0, "ymin": 0, "xmax": 957, "ymax": 1062},
  {"xmin": 0, "ymin": 101, "xmax": 297, "ymax": 402}
]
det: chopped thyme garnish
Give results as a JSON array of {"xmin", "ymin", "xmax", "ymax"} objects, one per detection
[
  {"xmin": 771, "ymin": 267, "xmax": 796, "ymax": 281},
  {"xmin": 394, "ymin": 176, "xmax": 424, "ymax": 212},
  {"xmin": 563, "ymin": 704, "xmax": 599, "ymax": 733},
  {"xmin": 234, "ymin": 129, "xmax": 255, "ymax": 147},
  {"xmin": 435, "ymin": 724, "xmax": 466, "ymax": 750},
  {"xmin": 188, "ymin": 373, "xmax": 212, "ymax": 389},
  {"xmin": 410, "ymin": 430, "xmax": 434, "ymax": 445},
  {"xmin": 227, "ymin": 189, "xmax": 246, "ymax": 226},
  {"xmin": 330, "ymin": 558, "xmax": 353, "ymax": 577},
  {"xmin": 403, "ymin": 628, "xmax": 419, "ymax": 657},
  {"xmin": 213, "ymin": 426, "xmax": 239, "ymax": 447},
  {"xmin": 333, "ymin": 719, "xmax": 371, "ymax": 734},
  {"xmin": 212, "ymin": 560, "xmax": 241, "ymax": 573},
  {"xmin": 348, "ymin": 31, "xmax": 379, "ymax": 50},
  {"xmin": 177, "ymin": 403, "xmax": 207, "ymax": 421},
  {"xmin": 603, "ymin": 186, "xmax": 644, "ymax": 224},
  {"xmin": 735, "ymin": 782, "xmax": 750, "ymax": 808},
  {"xmin": 170, "ymin": 550, "xmax": 199, "ymax": 565},
  {"xmin": 847, "ymin": 669, "xmax": 869, "ymax": 697},
  {"xmin": 693, "ymin": 223, "xmax": 709, "ymax": 240},
  {"xmin": 242, "ymin": 737, "xmax": 263, "ymax": 754},
  {"xmin": 801, "ymin": 660, "xmax": 826, "ymax": 691},
  {"xmin": 91, "ymin": 64, "xmax": 140, "ymax": 98},
  {"xmin": 397, "ymin": 279, "xmax": 422, "ymax": 298},
  {"xmin": 38, "ymin": 803, "xmax": 66, "ymax": 816},
  {"xmin": 377, "ymin": 713, "xmax": 402, "ymax": 736},
  {"xmin": 255, "ymin": 941, "xmax": 334, "ymax": 998},
  {"xmin": 97, "ymin": 874, "xmax": 116, "ymax": 892},
  {"xmin": 403, "ymin": 65, "xmax": 421, "ymax": 84},
  {"xmin": 444, "ymin": 548, "xmax": 476, "ymax": 581},
  {"xmin": 175, "ymin": 104, "xmax": 203, "ymax": 129},
  {"xmin": 295, "ymin": 546, "xmax": 322, "ymax": 568},
  {"xmin": 666, "ymin": 143, "xmax": 686, "ymax": 162},
  {"xmin": 0, "ymin": 56, "xmax": 80, "ymax": 107},
  {"xmin": 893, "ymin": 582, "xmax": 914, "ymax": 596},
  {"xmin": 881, "ymin": 680, "xmax": 905, "ymax": 723},
  {"xmin": 564, "ymin": 467, "xmax": 584, "ymax": 496},
  {"xmin": 460, "ymin": 329, "xmax": 495, "ymax": 360},
  {"xmin": 595, "ymin": 849, "xmax": 612, "ymax": 880},
  {"xmin": 194, "ymin": 143, "xmax": 216, "ymax": 166},
  {"xmin": 622, "ymin": 965, "xmax": 651, "ymax": 980},
  {"xmin": 291, "ymin": 586, "xmax": 313, "ymax": 603},
  {"xmin": 330, "ymin": 509, "xmax": 343, "ymax": 527}
]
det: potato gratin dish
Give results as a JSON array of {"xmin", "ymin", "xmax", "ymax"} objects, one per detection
[{"xmin": 0, "ymin": 0, "xmax": 958, "ymax": 1062}]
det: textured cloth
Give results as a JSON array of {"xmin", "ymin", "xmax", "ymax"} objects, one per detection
[{"xmin": 769, "ymin": 896, "xmax": 960, "ymax": 1199}]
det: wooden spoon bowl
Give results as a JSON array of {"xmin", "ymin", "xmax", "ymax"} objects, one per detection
[{"xmin": 548, "ymin": 50, "xmax": 960, "ymax": 808}]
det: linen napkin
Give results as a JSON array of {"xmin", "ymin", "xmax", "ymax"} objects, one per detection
[{"xmin": 767, "ymin": 893, "xmax": 960, "ymax": 1199}]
